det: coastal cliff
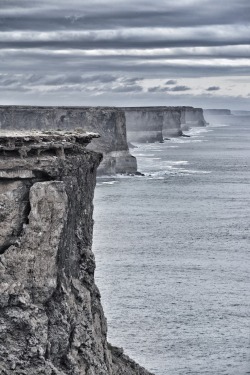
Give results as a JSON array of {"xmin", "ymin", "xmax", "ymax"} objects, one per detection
[
  {"xmin": 180, "ymin": 107, "xmax": 208, "ymax": 130},
  {"xmin": 203, "ymin": 109, "xmax": 234, "ymax": 126},
  {"xmin": 0, "ymin": 131, "xmax": 153, "ymax": 375},
  {"xmin": 123, "ymin": 106, "xmax": 206, "ymax": 143},
  {"xmin": 204, "ymin": 109, "xmax": 231, "ymax": 116},
  {"xmin": 0, "ymin": 106, "xmax": 137, "ymax": 175},
  {"xmin": 123, "ymin": 107, "xmax": 183, "ymax": 143}
]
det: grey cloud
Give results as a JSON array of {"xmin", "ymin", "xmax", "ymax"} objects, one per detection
[
  {"xmin": 171, "ymin": 85, "xmax": 191, "ymax": 91},
  {"xmin": 1, "ymin": 52, "xmax": 250, "ymax": 78},
  {"xmin": 206, "ymin": 86, "xmax": 220, "ymax": 91},
  {"xmin": 42, "ymin": 74, "xmax": 117, "ymax": 86},
  {"xmin": 148, "ymin": 86, "xmax": 171, "ymax": 93},
  {"xmin": 1, "ymin": 28, "xmax": 250, "ymax": 51},
  {"xmin": 148, "ymin": 85, "xmax": 191, "ymax": 93},
  {"xmin": 111, "ymin": 85, "xmax": 143, "ymax": 93},
  {"xmin": 0, "ymin": 0, "xmax": 249, "ymax": 109},
  {"xmin": 121, "ymin": 77, "xmax": 143, "ymax": 85},
  {"xmin": 165, "ymin": 80, "xmax": 177, "ymax": 85},
  {"xmin": 1, "ymin": 0, "xmax": 250, "ymax": 32},
  {"xmin": 0, "ymin": 73, "xmax": 118, "ymax": 88}
]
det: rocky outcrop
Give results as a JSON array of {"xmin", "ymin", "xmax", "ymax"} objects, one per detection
[
  {"xmin": 0, "ymin": 106, "xmax": 137, "ymax": 175},
  {"xmin": 0, "ymin": 131, "xmax": 153, "ymax": 375},
  {"xmin": 123, "ymin": 107, "xmax": 183, "ymax": 143},
  {"xmin": 180, "ymin": 107, "xmax": 208, "ymax": 130}
]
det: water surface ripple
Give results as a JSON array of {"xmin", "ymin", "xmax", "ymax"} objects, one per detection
[{"xmin": 93, "ymin": 121, "xmax": 250, "ymax": 375}]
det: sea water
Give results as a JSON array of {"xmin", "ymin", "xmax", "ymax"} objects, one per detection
[{"xmin": 93, "ymin": 119, "xmax": 250, "ymax": 375}]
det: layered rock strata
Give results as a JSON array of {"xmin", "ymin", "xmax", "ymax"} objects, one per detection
[
  {"xmin": 123, "ymin": 106, "xmax": 207, "ymax": 143},
  {"xmin": 0, "ymin": 131, "xmax": 153, "ymax": 375},
  {"xmin": 0, "ymin": 106, "xmax": 137, "ymax": 175}
]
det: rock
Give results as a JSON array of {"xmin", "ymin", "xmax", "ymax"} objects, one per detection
[{"xmin": 0, "ymin": 131, "xmax": 153, "ymax": 375}]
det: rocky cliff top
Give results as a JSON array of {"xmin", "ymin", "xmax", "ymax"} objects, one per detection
[
  {"xmin": 0, "ymin": 130, "xmax": 99, "ymax": 157},
  {"xmin": 122, "ymin": 106, "xmax": 194, "ymax": 111}
]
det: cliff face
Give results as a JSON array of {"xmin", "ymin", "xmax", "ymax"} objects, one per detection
[
  {"xmin": 123, "ymin": 107, "xmax": 182, "ymax": 143},
  {"xmin": 162, "ymin": 108, "xmax": 182, "ymax": 138},
  {"xmin": 123, "ymin": 106, "xmax": 207, "ymax": 144},
  {"xmin": 124, "ymin": 108, "xmax": 164, "ymax": 142},
  {"xmin": 0, "ymin": 131, "xmax": 152, "ymax": 375},
  {"xmin": 0, "ymin": 106, "xmax": 137, "ymax": 175},
  {"xmin": 180, "ymin": 107, "xmax": 207, "ymax": 129}
]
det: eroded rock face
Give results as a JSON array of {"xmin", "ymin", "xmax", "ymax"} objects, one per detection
[
  {"xmin": 180, "ymin": 107, "xmax": 208, "ymax": 130},
  {"xmin": 124, "ymin": 107, "xmax": 183, "ymax": 143},
  {"xmin": 123, "ymin": 106, "xmax": 206, "ymax": 144},
  {"xmin": 0, "ymin": 106, "xmax": 137, "ymax": 175},
  {"xmin": 0, "ymin": 131, "xmax": 153, "ymax": 375}
]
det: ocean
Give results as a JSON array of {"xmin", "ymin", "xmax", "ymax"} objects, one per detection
[{"xmin": 93, "ymin": 117, "xmax": 250, "ymax": 375}]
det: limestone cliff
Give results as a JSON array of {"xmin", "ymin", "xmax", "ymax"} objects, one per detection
[
  {"xmin": 180, "ymin": 107, "xmax": 207, "ymax": 130},
  {"xmin": 0, "ymin": 106, "xmax": 137, "ymax": 175},
  {"xmin": 123, "ymin": 107, "xmax": 183, "ymax": 143},
  {"xmin": 0, "ymin": 131, "xmax": 153, "ymax": 375},
  {"xmin": 123, "ymin": 106, "xmax": 207, "ymax": 144}
]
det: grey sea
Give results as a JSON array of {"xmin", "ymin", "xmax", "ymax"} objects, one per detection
[{"xmin": 93, "ymin": 117, "xmax": 250, "ymax": 375}]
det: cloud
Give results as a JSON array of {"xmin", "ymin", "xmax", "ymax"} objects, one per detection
[
  {"xmin": 1, "ymin": 0, "xmax": 250, "ymax": 31},
  {"xmin": 165, "ymin": 80, "xmax": 177, "ymax": 85},
  {"xmin": 1, "ymin": 25, "xmax": 250, "ymax": 51},
  {"xmin": 206, "ymin": 86, "xmax": 220, "ymax": 91},
  {"xmin": 171, "ymin": 85, "xmax": 190, "ymax": 91},
  {"xmin": 148, "ymin": 85, "xmax": 191, "ymax": 92},
  {"xmin": 0, "ymin": 0, "xmax": 249, "ymax": 108},
  {"xmin": 111, "ymin": 85, "xmax": 143, "ymax": 93},
  {"xmin": 148, "ymin": 86, "xmax": 171, "ymax": 93}
]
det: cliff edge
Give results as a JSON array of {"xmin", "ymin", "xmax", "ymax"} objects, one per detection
[{"xmin": 0, "ymin": 131, "xmax": 153, "ymax": 375}]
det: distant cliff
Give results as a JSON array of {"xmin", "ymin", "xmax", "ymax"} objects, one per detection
[
  {"xmin": 123, "ymin": 106, "xmax": 206, "ymax": 143},
  {"xmin": 0, "ymin": 106, "xmax": 137, "ymax": 175},
  {"xmin": 204, "ymin": 109, "xmax": 231, "ymax": 116},
  {"xmin": 123, "ymin": 107, "xmax": 182, "ymax": 143},
  {"xmin": 0, "ymin": 131, "xmax": 153, "ymax": 375},
  {"xmin": 180, "ymin": 107, "xmax": 208, "ymax": 130}
]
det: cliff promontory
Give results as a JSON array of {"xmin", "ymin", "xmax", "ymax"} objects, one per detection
[
  {"xmin": 0, "ymin": 106, "xmax": 137, "ymax": 175},
  {"xmin": 0, "ymin": 131, "xmax": 153, "ymax": 375},
  {"xmin": 123, "ymin": 106, "xmax": 207, "ymax": 143}
]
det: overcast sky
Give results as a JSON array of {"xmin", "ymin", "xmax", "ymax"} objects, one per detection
[{"xmin": 0, "ymin": 0, "xmax": 250, "ymax": 109}]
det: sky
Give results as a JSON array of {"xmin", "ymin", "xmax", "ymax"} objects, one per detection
[{"xmin": 0, "ymin": 0, "xmax": 250, "ymax": 109}]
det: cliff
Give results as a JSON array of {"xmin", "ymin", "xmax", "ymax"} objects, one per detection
[
  {"xmin": 180, "ymin": 107, "xmax": 208, "ymax": 130},
  {"xmin": 204, "ymin": 109, "xmax": 231, "ymax": 116},
  {"xmin": 123, "ymin": 107, "xmax": 183, "ymax": 143},
  {"xmin": 123, "ymin": 106, "xmax": 207, "ymax": 144},
  {"xmin": 0, "ymin": 106, "xmax": 137, "ymax": 176},
  {"xmin": 0, "ymin": 131, "xmax": 153, "ymax": 375}
]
